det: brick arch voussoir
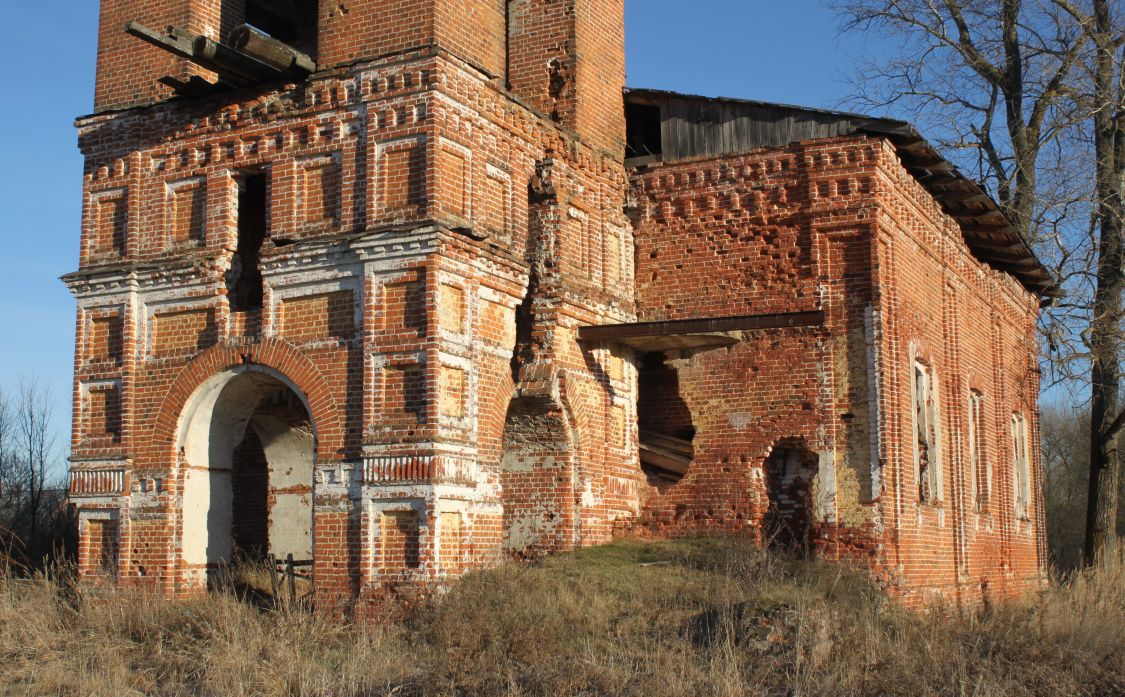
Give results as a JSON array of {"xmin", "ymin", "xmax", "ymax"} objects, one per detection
[{"xmin": 153, "ymin": 339, "xmax": 346, "ymax": 464}]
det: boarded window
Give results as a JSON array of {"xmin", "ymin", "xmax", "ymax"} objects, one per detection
[
  {"xmin": 1012, "ymin": 413, "xmax": 1031, "ymax": 520},
  {"xmin": 969, "ymin": 390, "xmax": 989, "ymax": 510},
  {"xmin": 913, "ymin": 361, "xmax": 940, "ymax": 502}
]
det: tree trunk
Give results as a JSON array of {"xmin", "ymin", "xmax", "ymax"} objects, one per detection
[{"xmin": 1083, "ymin": 0, "xmax": 1124, "ymax": 566}]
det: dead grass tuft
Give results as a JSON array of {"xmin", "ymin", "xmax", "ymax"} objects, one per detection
[{"xmin": 0, "ymin": 538, "xmax": 1121, "ymax": 696}]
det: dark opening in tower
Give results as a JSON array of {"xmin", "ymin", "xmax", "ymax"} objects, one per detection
[
  {"xmin": 230, "ymin": 173, "xmax": 267, "ymax": 312},
  {"xmin": 231, "ymin": 427, "xmax": 270, "ymax": 560},
  {"xmin": 244, "ymin": 0, "xmax": 319, "ymax": 58},
  {"xmin": 637, "ymin": 352, "xmax": 695, "ymax": 484},
  {"xmin": 625, "ymin": 102, "xmax": 663, "ymax": 161}
]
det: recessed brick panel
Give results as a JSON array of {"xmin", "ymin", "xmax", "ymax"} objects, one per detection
[
  {"xmin": 83, "ymin": 518, "xmax": 119, "ymax": 577},
  {"xmin": 440, "ymin": 365, "xmax": 466, "ymax": 418},
  {"xmin": 384, "ymin": 280, "xmax": 427, "ymax": 335},
  {"xmin": 88, "ymin": 314, "xmax": 124, "ymax": 365},
  {"xmin": 439, "ymin": 284, "xmax": 465, "ymax": 334},
  {"xmin": 85, "ymin": 385, "xmax": 122, "ymax": 444},
  {"xmin": 383, "ymin": 364, "xmax": 425, "ymax": 424},
  {"xmin": 301, "ymin": 157, "xmax": 341, "ymax": 226},
  {"xmin": 281, "ymin": 291, "xmax": 355, "ymax": 342},
  {"xmin": 381, "ymin": 510, "xmax": 420, "ymax": 571},
  {"xmin": 379, "ymin": 142, "xmax": 425, "ymax": 215},
  {"xmin": 439, "ymin": 511, "xmax": 462, "ymax": 571},
  {"xmin": 169, "ymin": 180, "xmax": 206, "ymax": 245},
  {"xmin": 439, "ymin": 142, "xmax": 470, "ymax": 218},
  {"xmin": 153, "ymin": 308, "xmax": 217, "ymax": 357},
  {"xmin": 93, "ymin": 192, "xmax": 127, "ymax": 258}
]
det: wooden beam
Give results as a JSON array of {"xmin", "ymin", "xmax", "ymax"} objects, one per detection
[{"xmin": 577, "ymin": 311, "xmax": 825, "ymax": 343}]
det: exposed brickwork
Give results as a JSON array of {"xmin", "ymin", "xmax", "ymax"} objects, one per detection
[
  {"xmin": 153, "ymin": 309, "xmax": 218, "ymax": 358},
  {"xmin": 628, "ymin": 136, "xmax": 1046, "ymax": 606},
  {"xmin": 69, "ymin": 0, "xmax": 1045, "ymax": 613}
]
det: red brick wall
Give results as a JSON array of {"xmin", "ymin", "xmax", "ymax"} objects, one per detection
[
  {"xmin": 75, "ymin": 0, "xmax": 1042, "ymax": 613},
  {"xmin": 73, "ymin": 27, "xmax": 633, "ymax": 605},
  {"xmin": 507, "ymin": 0, "xmax": 625, "ymax": 153},
  {"xmin": 94, "ymin": 0, "xmax": 219, "ymax": 112},
  {"xmin": 630, "ymin": 135, "xmax": 1044, "ymax": 606},
  {"xmin": 870, "ymin": 139, "xmax": 1045, "ymax": 605}
]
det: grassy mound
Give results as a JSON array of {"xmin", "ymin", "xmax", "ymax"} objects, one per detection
[{"xmin": 1, "ymin": 537, "xmax": 1122, "ymax": 696}]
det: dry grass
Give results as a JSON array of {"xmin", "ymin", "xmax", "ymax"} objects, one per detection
[{"xmin": 1, "ymin": 538, "xmax": 1122, "ymax": 696}]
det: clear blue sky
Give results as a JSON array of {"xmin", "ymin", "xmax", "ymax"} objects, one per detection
[{"xmin": 0, "ymin": 1, "xmax": 876, "ymax": 450}]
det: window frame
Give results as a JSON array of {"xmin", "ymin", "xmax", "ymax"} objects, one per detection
[
  {"xmin": 1011, "ymin": 412, "xmax": 1031, "ymax": 520},
  {"xmin": 968, "ymin": 389, "xmax": 989, "ymax": 512},
  {"xmin": 912, "ymin": 359, "xmax": 943, "ymax": 504}
]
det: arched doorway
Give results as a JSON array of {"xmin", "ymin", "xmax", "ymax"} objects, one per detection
[
  {"xmin": 763, "ymin": 443, "xmax": 819, "ymax": 555},
  {"xmin": 177, "ymin": 367, "xmax": 316, "ymax": 587}
]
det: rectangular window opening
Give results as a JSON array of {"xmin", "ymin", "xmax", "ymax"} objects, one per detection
[
  {"xmin": 637, "ymin": 352, "xmax": 694, "ymax": 485},
  {"xmin": 969, "ymin": 390, "xmax": 989, "ymax": 511},
  {"xmin": 230, "ymin": 173, "xmax": 267, "ymax": 312},
  {"xmin": 1012, "ymin": 413, "xmax": 1031, "ymax": 520},
  {"xmin": 625, "ymin": 102, "xmax": 663, "ymax": 161},
  {"xmin": 913, "ymin": 360, "xmax": 940, "ymax": 503}
]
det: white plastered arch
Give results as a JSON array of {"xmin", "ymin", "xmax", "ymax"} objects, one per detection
[{"xmin": 177, "ymin": 366, "xmax": 317, "ymax": 582}]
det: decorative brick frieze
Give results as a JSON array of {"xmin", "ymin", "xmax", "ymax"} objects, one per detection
[{"xmin": 69, "ymin": 467, "xmax": 127, "ymax": 497}]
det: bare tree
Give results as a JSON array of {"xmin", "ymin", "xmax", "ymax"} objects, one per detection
[
  {"xmin": 1050, "ymin": 0, "xmax": 1125, "ymax": 565},
  {"xmin": 832, "ymin": 0, "xmax": 1123, "ymax": 564},
  {"xmin": 1041, "ymin": 404, "xmax": 1091, "ymax": 570},
  {"xmin": 0, "ymin": 379, "xmax": 72, "ymax": 571}
]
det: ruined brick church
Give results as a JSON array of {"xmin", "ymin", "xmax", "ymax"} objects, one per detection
[{"xmin": 66, "ymin": 0, "xmax": 1054, "ymax": 611}]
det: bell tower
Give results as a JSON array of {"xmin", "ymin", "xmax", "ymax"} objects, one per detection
[{"xmin": 70, "ymin": 0, "xmax": 634, "ymax": 611}]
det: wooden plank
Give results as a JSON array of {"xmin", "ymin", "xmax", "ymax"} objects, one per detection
[
  {"xmin": 640, "ymin": 430, "xmax": 693, "ymax": 456},
  {"xmin": 639, "ymin": 447, "xmax": 690, "ymax": 475},
  {"xmin": 578, "ymin": 311, "xmax": 825, "ymax": 342}
]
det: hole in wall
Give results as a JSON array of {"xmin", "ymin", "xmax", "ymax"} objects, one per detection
[
  {"xmin": 625, "ymin": 102, "xmax": 663, "ymax": 160},
  {"xmin": 229, "ymin": 172, "xmax": 267, "ymax": 312},
  {"xmin": 763, "ymin": 443, "xmax": 818, "ymax": 556},
  {"xmin": 637, "ymin": 352, "xmax": 694, "ymax": 485}
]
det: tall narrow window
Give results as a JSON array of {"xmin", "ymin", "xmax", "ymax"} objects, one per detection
[
  {"xmin": 229, "ymin": 174, "xmax": 267, "ymax": 311},
  {"xmin": 968, "ymin": 390, "xmax": 988, "ymax": 511},
  {"xmin": 1012, "ymin": 413, "xmax": 1031, "ymax": 520},
  {"xmin": 913, "ymin": 360, "xmax": 941, "ymax": 502}
]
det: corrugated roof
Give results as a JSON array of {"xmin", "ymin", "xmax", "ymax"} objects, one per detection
[{"xmin": 625, "ymin": 88, "xmax": 1059, "ymax": 300}]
